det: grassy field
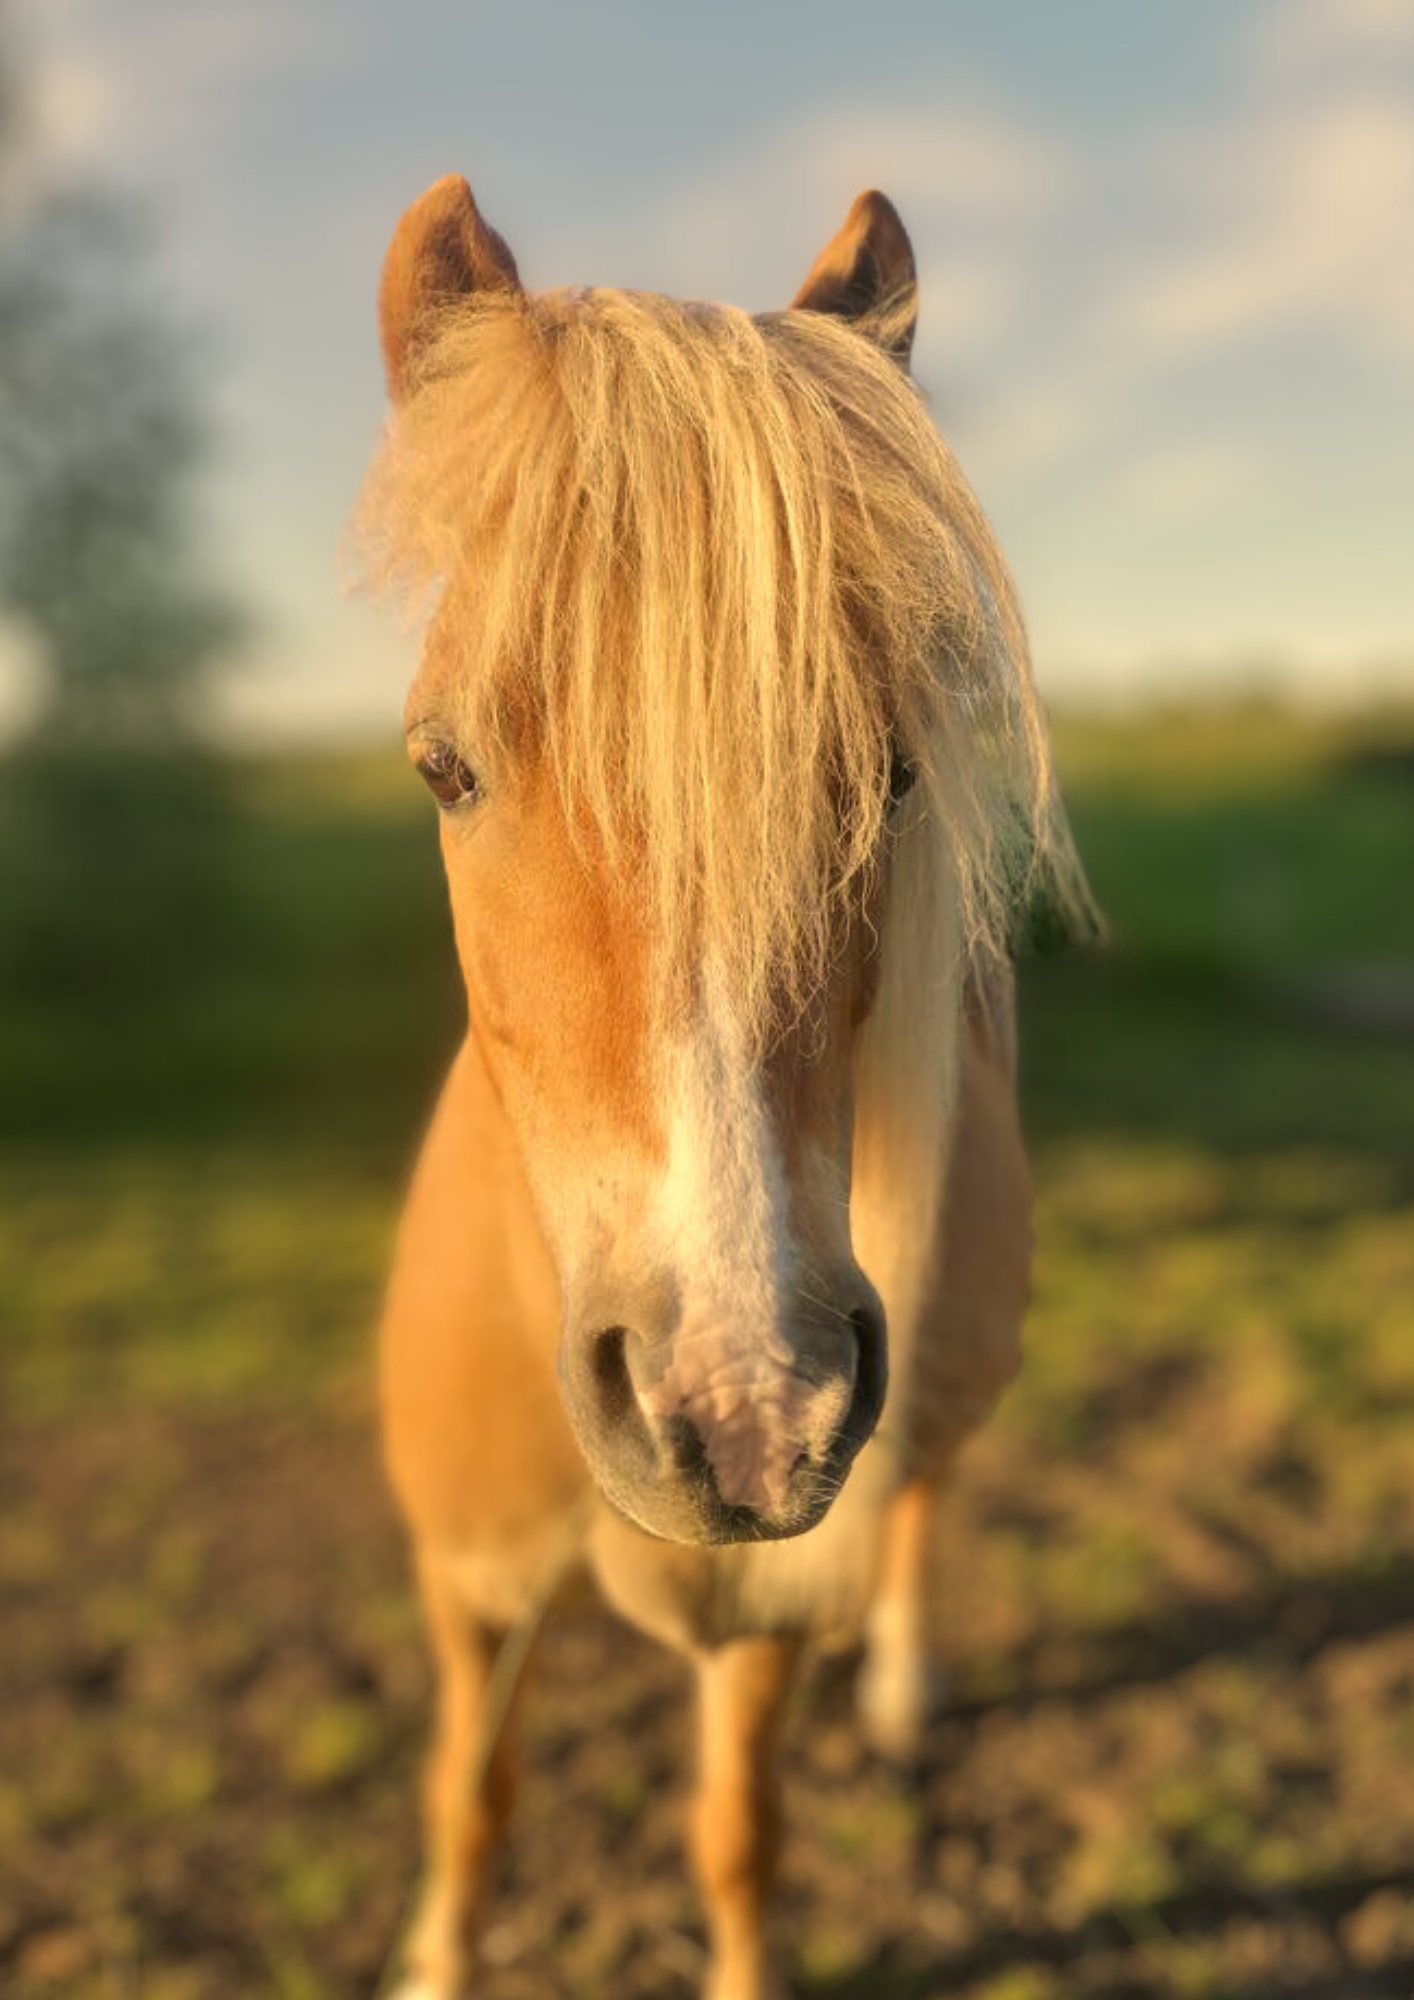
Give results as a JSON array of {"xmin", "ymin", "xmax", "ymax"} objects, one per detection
[{"xmin": 3, "ymin": 704, "xmax": 1413, "ymax": 1998}]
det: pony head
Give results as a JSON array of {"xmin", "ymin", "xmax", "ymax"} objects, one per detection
[{"xmin": 356, "ymin": 176, "xmax": 1089, "ymax": 1545}]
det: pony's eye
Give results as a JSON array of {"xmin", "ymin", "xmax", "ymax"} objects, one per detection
[
  {"xmin": 415, "ymin": 740, "xmax": 480, "ymax": 810},
  {"xmin": 887, "ymin": 746, "xmax": 916, "ymax": 811}
]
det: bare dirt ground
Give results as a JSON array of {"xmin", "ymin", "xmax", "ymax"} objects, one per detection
[
  {"xmin": 6, "ymin": 719, "xmax": 1414, "ymax": 1999},
  {"xmin": 6, "ymin": 1357, "xmax": 1414, "ymax": 2000}
]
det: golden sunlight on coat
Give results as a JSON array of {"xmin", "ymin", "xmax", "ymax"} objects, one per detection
[{"xmin": 352, "ymin": 172, "xmax": 1093, "ymax": 2000}]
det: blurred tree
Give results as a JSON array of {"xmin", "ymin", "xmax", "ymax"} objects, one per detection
[
  {"xmin": 0, "ymin": 190, "xmax": 245, "ymax": 743},
  {"xmin": 0, "ymin": 153, "xmax": 252, "ymax": 1013}
]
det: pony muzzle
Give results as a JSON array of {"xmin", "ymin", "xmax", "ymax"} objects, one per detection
[{"xmin": 560, "ymin": 1299, "xmax": 887, "ymax": 1545}]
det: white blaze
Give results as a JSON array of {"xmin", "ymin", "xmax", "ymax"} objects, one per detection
[{"xmin": 637, "ymin": 979, "xmax": 827, "ymax": 1514}]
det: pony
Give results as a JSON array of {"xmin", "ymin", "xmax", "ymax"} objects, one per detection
[{"xmin": 354, "ymin": 173, "xmax": 1094, "ymax": 2000}]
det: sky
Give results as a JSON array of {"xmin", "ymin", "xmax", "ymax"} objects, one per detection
[{"xmin": 6, "ymin": 0, "xmax": 1414, "ymax": 740}]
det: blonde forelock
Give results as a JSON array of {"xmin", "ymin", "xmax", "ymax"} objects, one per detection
[{"xmin": 352, "ymin": 285, "xmax": 1092, "ymax": 1041}]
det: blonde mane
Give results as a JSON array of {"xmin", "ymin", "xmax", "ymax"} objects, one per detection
[{"xmin": 354, "ymin": 285, "xmax": 1092, "ymax": 1043}]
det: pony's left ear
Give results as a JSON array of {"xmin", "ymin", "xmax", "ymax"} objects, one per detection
[
  {"xmin": 378, "ymin": 173, "xmax": 522, "ymax": 400},
  {"xmin": 791, "ymin": 189, "xmax": 917, "ymax": 364}
]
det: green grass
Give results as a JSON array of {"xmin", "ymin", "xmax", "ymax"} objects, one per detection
[
  {"xmin": 2, "ymin": 702, "xmax": 1412, "ymax": 1420},
  {"xmin": 0, "ymin": 748, "xmax": 464, "ymax": 1413},
  {"xmin": 4, "ymin": 700, "xmax": 1414, "ymax": 1998}
]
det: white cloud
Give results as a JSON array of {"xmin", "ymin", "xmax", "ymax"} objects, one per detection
[
  {"xmin": 660, "ymin": 97, "xmax": 1078, "ymax": 246},
  {"xmin": 27, "ymin": 44, "xmax": 116, "ymax": 162},
  {"xmin": 9, "ymin": 2, "xmax": 1411, "ymax": 722},
  {"xmin": 1105, "ymin": 440, "xmax": 1274, "ymax": 528},
  {"xmin": 954, "ymin": 368, "xmax": 1113, "ymax": 482},
  {"xmin": 1251, "ymin": 0, "xmax": 1414, "ymax": 72},
  {"xmin": 1113, "ymin": 91, "xmax": 1414, "ymax": 367},
  {"xmin": 950, "ymin": 7, "xmax": 1414, "ymax": 501},
  {"xmin": 546, "ymin": 95, "xmax": 1079, "ymax": 352},
  {"xmin": 777, "ymin": 102, "xmax": 1079, "ymax": 222},
  {"xmin": 20, "ymin": 0, "xmax": 364, "ymax": 173}
]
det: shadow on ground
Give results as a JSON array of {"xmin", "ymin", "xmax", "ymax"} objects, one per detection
[{"xmin": 3, "ymin": 708, "xmax": 1414, "ymax": 1997}]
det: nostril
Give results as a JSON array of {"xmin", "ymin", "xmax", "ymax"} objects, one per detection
[
  {"xmin": 849, "ymin": 1303, "xmax": 883, "ymax": 1357},
  {"xmin": 847, "ymin": 1303, "xmax": 888, "ymax": 1437},
  {"xmin": 589, "ymin": 1325, "xmax": 633, "ymax": 1423},
  {"xmin": 562, "ymin": 1323, "xmax": 661, "ymax": 1507}
]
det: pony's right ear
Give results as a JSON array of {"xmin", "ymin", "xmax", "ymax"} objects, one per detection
[
  {"xmin": 378, "ymin": 174, "xmax": 522, "ymax": 400},
  {"xmin": 792, "ymin": 189, "xmax": 917, "ymax": 364}
]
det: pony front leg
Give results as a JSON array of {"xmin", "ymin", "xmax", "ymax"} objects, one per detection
[
  {"xmin": 858, "ymin": 1473, "xmax": 944, "ymax": 1763},
  {"xmin": 393, "ymin": 1554, "xmax": 522, "ymax": 2000},
  {"xmin": 692, "ymin": 1634, "xmax": 801, "ymax": 2000}
]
